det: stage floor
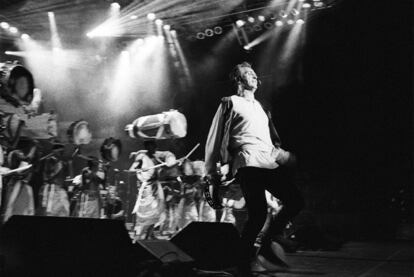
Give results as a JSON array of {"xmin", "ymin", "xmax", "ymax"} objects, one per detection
[{"xmin": 252, "ymin": 241, "xmax": 413, "ymax": 277}]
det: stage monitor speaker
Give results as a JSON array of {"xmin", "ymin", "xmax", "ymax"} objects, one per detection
[
  {"xmin": 135, "ymin": 240, "xmax": 194, "ymax": 264},
  {"xmin": 0, "ymin": 216, "xmax": 135, "ymax": 277},
  {"xmin": 133, "ymin": 240, "xmax": 195, "ymax": 277},
  {"xmin": 170, "ymin": 222, "xmax": 242, "ymax": 270}
]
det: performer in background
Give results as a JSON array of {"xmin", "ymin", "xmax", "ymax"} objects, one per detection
[
  {"xmin": 104, "ymin": 185, "xmax": 124, "ymax": 220},
  {"xmin": 37, "ymin": 154, "xmax": 70, "ymax": 217},
  {"xmin": 175, "ymin": 160, "xmax": 200, "ymax": 230},
  {"xmin": 129, "ymin": 140, "xmax": 175, "ymax": 239},
  {"xmin": 2, "ymin": 138, "xmax": 37, "ymax": 222},
  {"xmin": 72, "ymin": 158, "xmax": 105, "ymax": 218},
  {"xmin": 205, "ymin": 62, "xmax": 304, "ymax": 274}
]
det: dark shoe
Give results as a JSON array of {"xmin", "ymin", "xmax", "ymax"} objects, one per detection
[{"xmin": 258, "ymin": 241, "xmax": 289, "ymax": 270}]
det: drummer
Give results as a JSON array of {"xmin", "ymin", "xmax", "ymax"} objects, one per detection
[
  {"xmin": 72, "ymin": 158, "xmax": 105, "ymax": 218},
  {"xmin": 37, "ymin": 154, "xmax": 70, "ymax": 217},
  {"xmin": 130, "ymin": 140, "xmax": 176, "ymax": 239}
]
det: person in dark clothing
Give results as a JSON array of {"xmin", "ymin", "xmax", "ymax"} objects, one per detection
[{"xmin": 104, "ymin": 185, "xmax": 124, "ymax": 220}]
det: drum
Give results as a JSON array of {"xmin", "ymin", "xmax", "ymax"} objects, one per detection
[
  {"xmin": 125, "ymin": 110, "xmax": 187, "ymax": 140},
  {"xmin": 0, "ymin": 62, "xmax": 34, "ymax": 105},
  {"xmin": 67, "ymin": 120, "xmax": 92, "ymax": 145}
]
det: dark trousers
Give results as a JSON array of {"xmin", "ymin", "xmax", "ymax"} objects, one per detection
[{"xmin": 236, "ymin": 166, "xmax": 304, "ymax": 258}]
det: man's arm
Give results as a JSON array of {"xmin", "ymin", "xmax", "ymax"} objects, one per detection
[{"xmin": 155, "ymin": 151, "xmax": 176, "ymax": 167}]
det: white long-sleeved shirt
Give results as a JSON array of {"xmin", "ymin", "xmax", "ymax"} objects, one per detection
[{"xmin": 205, "ymin": 95, "xmax": 280, "ymax": 176}]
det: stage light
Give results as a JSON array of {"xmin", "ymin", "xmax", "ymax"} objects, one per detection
[
  {"xmin": 243, "ymin": 45, "xmax": 251, "ymax": 51},
  {"xmin": 170, "ymin": 30, "xmax": 177, "ymax": 36},
  {"xmin": 296, "ymin": 19, "xmax": 305, "ymax": 25},
  {"xmin": 155, "ymin": 19, "xmax": 163, "ymax": 26},
  {"xmin": 147, "ymin": 13, "xmax": 156, "ymax": 20},
  {"xmin": 111, "ymin": 2, "xmax": 120, "ymax": 9},
  {"xmin": 264, "ymin": 22, "xmax": 273, "ymax": 30},
  {"xmin": 9, "ymin": 27, "xmax": 18, "ymax": 33},
  {"xmin": 247, "ymin": 17, "xmax": 255, "ymax": 23},
  {"xmin": 213, "ymin": 26, "xmax": 223, "ymax": 34},
  {"xmin": 275, "ymin": 20, "xmax": 284, "ymax": 26},
  {"xmin": 205, "ymin": 29, "xmax": 214, "ymax": 37},
  {"xmin": 253, "ymin": 25, "xmax": 262, "ymax": 31},
  {"xmin": 21, "ymin": 34, "xmax": 30, "ymax": 40},
  {"xmin": 287, "ymin": 19, "xmax": 294, "ymax": 25},
  {"xmin": 245, "ymin": 26, "xmax": 254, "ymax": 32},
  {"xmin": 279, "ymin": 10, "xmax": 288, "ymax": 18},
  {"xmin": 130, "ymin": 15, "xmax": 137, "ymax": 19},
  {"xmin": 291, "ymin": 9, "xmax": 300, "ymax": 16},
  {"xmin": 303, "ymin": 3, "xmax": 311, "ymax": 8},
  {"xmin": 236, "ymin": 20, "xmax": 245, "ymax": 27},
  {"xmin": 298, "ymin": 0, "xmax": 305, "ymax": 2},
  {"xmin": 196, "ymin": 32, "xmax": 205, "ymax": 39},
  {"xmin": 258, "ymin": 15, "xmax": 265, "ymax": 22},
  {"xmin": 269, "ymin": 14, "xmax": 276, "ymax": 20},
  {"xmin": 0, "ymin": 22, "xmax": 9, "ymax": 29},
  {"xmin": 314, "ymin": 2, "xmax": 324, "ymax": 7},
  {"xmin": 163, "ymin": 24, "xmax": 171, "ymax": 31}
]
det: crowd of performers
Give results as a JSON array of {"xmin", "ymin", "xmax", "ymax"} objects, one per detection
[{"xmin": 0, "ymin": 62, "xmax": 284, "ymax": 242}]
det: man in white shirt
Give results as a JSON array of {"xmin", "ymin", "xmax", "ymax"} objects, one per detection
[{"xmin": 205, "ymin": 62, "xmax": 304, "ymax": 273}]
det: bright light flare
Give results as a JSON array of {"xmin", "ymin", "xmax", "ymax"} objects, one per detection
[
  {"xmin": 155, "ymin": 19, "xmax": 163, "ymax": 25},
  {"xmin": 236, "ymin": 20, "xmax": 245, "ymax": 27},
  {"xmin": 147, "ymin": 13, "xmax": 156, "ymax": 20},
  {"xmin": 109, "ymin": 2, "xmax": 121, "ymax": 18},
  {"xmin": 303, "ymin": 3, "xmax": 311, "ymax": 8},
  {"xmin": 86, "ymin": 21, "xmax": 121, "ymax": 38},
  {"xmin": 275, "ymin": 20, "xmax": 284, "ymax": 26},
  {"xmin": 1, "ymin": 22, "xmax": 9, "ymax": 29},
  {"xmin": 258, "ymin": 15, "xmax": 265, "ymax": 22},
  {"xmin": 48, "ymin": 11, "xmax": 62, "ymax": 49},
  {"xmin": 111, "ymin": 2, "xmax": 121, "ymax": 9},
  {"xmin": 296, "ymin": 19, "xmax": 305, "ymax": 25},
  {"xmin": 9, "ymin": 27, "xmax": 18, "ymax": 33},
  {"xmin": 21, "ymin": 34, "xmax": 30, "ymax": 40}
]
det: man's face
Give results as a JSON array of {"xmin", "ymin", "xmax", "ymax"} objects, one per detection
[{"xmin": 239, "ymin": 66, "xmax": 258, "ymax": 91}]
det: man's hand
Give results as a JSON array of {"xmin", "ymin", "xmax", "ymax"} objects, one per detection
[{"xmin": 276, "ymin": 148, "xmax": 297, "ymax": 167}]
